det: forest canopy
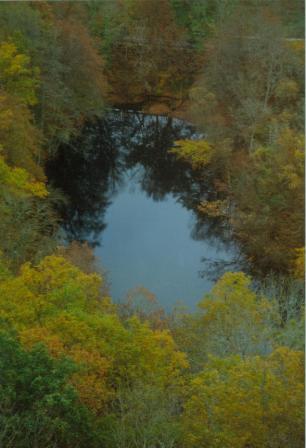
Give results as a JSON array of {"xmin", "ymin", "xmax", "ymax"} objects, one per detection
[{"xmin": 0, "ymin": 1, "xmax": 304, "ymax": 447}]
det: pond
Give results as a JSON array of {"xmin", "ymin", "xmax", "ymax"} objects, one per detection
[{"xmin": 47, "ymin": 110, "xmax": 239, "ymax": 310}]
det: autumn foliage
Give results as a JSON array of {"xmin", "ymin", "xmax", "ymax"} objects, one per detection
[{"xmin": 0, "ymin": 1, "xmax": 304, "ymax": 447}]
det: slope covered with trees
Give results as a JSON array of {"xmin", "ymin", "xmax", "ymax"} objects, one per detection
[{"xmin": 0, "ymin": 1, "xmax": 304, "ymax": 447}]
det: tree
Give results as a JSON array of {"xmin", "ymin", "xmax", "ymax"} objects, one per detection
[
  {"xmin": 198, "ymin": 272, "xmax": 275, "ymax": 358},
  {"xmin": 0, "ymin": 331, "xmax": 100, "ymax": 448},
  {"xmin": 104, "ymin": 382, "xmax": 181, "ymax": 448},
  {"xmin": 188, "ymin": 2, "xmax": 303, "ymax": 147},
  {"xmin": 93, "ymin": 0, "xmax": 198, "ymax": 105},
  {"xmin": 119, "ymin": 285, "xmax": 168, "ymax": 330},
  {"xmin": 0, "ymin": 41, "xmax": 39, "ymax": 106},
  {"xmin": 0, "ymin": 40, "xmax": 43, "ymax": 178},
  {"xmin": 183, "ymin": 348, "xmax": 304, "ymax": 448},
  {"xmin": 0, "ymin": 255, "xmax": 187, "ymax": 414},
  {"xmin": 232, "ymin": 130, "xmax": 304, "ymax": 274},
  {"xmin": 175, "ymin": 2, "xmax": 304, "ymax": 276},
  {"xmin": 0, "ymin": 155, "xmax": 57, "ymax": 271},
  {"xmin": 0, "ymin": 92, "xmax": 44, "ymax": 179},
  {"xmin": 0, "ymin": 2, "xmax": 107, "ymax": 152},
  {"xmin": 171, "ymin": 272, "xmax": 277, "ymax": 371}
]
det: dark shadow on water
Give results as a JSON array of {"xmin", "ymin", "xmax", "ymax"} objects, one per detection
[
  {"xmin": 47, "ymin": 110, "xmax": 241, "ymax": 303},
  {"xmin": 46, "ymin": 117, "xmax": 122, "ymax": 245}
]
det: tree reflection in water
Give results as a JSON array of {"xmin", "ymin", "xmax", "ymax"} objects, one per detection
[{"xmin": 47, "ymin": 110, "xmax": 240, "ymax": 277}]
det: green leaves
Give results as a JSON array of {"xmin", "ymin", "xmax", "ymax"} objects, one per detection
[{"xmin": 0, "ymin": 331, "xmax": 98, "ymax": 448}]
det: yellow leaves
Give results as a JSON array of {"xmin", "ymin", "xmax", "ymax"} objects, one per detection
[
  {"xmin": 197, "ymin": 272, "xmax": 276, "ymax": 358},
  {"xmin": 0, "ymin": 254, "xmax": 187, "ymax": 415},
  {"xmin": 0, "ymin": 90, "xmax": 44, "ymax": 179},
  {"xmin": 20, "ymin": 255, "xmax": 102, "ymax": 304},
  {"xmin": 171, "ymin": 139, "xmax": 214, "ymax": 169},
  {"xmin": 282, "ymin": 165, "xmax": 302, "ymax": 189},
  {"xmin": 47, "ymin": 313, "xmax": 97, "ymax": 348},
  {"xmin": 0, "ymin": 41, "xmax": 39, "ymax": 106},
  {"xmin": 0, "ymin": 95, "xmax": 14, "ymax": 128},
  {"xmin": 269, "ymin": 346, "xmax": 304, "ymax": 377},
  {"xmin": 20, "ymin": 327, "xmax": 65, "ymax": 357},
  {"xmin": 0, "ymin": 155, "xmax": 47, "ymax": 198},
  {"xmin": 0, "ymin": 42, "xmax": 27, "ymax": 72},
  {"xmin": 287, "ymin": 39, "xmax": 304, "ymax": 60},
  {"xmin": 0, "ymin": 255, "xmax": 112, "ymax": 413},
  {"xmin": 189, "ymin": 86, "xmax": 216, "ymax": 107},
  {"xmin": 198, "ymin": 199, "xmax": 228, "ymax": 217},
  {"xmin": 273, "ymin": 129, "xmax": 304, "ymax": 190},
  {"xmin": 203, "ymin": 271, "xmax": 253, "ymax": 303},
  {"xmin": 0, "ymin": 255, "xmax": 105, "ymax": 335},
  {"xmin": 0, "ymin": 277, "xmax": 38, "ymax": 329},
  {"xmin": 292, "ymin": 247, "xmax": 305, "ymax": 280},
  {"xmin": 235, "ymin": 127, "xmax": 304, "ymax": 273},
  {"xmin": 183, "ymin": 349, "xmax": 304, "ymax": 448},
  {"xmin": 117, "ymin": 317, "xmax": 188, "ymax": 386},
  {"xmin": 152, "ymin": 329, "xmax": 189, "ymax": 379},
  {"xmin": 25, "ymin": 180, "xmax": 48, "ymax": 197},
  {"xmin": 248, "ymin": 132, "xmax": 303, "ymax": 201},
  {"xmin": 252, "ymin": 145, "xmax": 269, "ymax": 162},
  {"xmin": 277, "ymin": 128, "xmax": 304, "ymax": 155},
  {"xmin": 275, "ymin": 79, "xmax": 299, "ymax": 100}
]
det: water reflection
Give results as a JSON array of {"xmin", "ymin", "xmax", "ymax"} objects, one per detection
[
  {"xmin": 47, "ymin": 118, "xmax": 122, "ymax": 245},
  {"xmin": 47, "ymin": 110, "xmax": 240, "ymax": 306}
]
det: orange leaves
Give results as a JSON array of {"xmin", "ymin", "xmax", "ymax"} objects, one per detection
[
  {"xmin": 0, "ymin": 255, "xmax": 112, "ymax": 413},
  {"xmin": 0, "ymin": 254, "xmax": 187, "ymax": 414},
  {"xmin": 71, "ymin": 371, "xmax": 112, "ymax": 413},
  {"xmin": 20, "ymin": 327, "xmax": 65, "ymax": 357},
  {"xmin": 198, "ymin": 199, "xmax": 228, "ymax": 217},
  {"xmin": 20, "ymin": 326, "xmax": 112, "ymax": 414},
  {"xmin": 53, "ymin": 16, "xmax": 107, "ymax": 114},
  {"xmin": 69, "ymin": 347, "xmax": 111, "ymax": 413}
]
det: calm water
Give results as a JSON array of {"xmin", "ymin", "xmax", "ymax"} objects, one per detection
[{"xmin": 47, "ymin": 110, "xmax": 239, "ymax": 310}]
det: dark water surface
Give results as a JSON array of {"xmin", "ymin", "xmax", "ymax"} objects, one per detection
[{"xmin": 47, "ymin": 110, "xmax": 239, "ymax": 310}]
